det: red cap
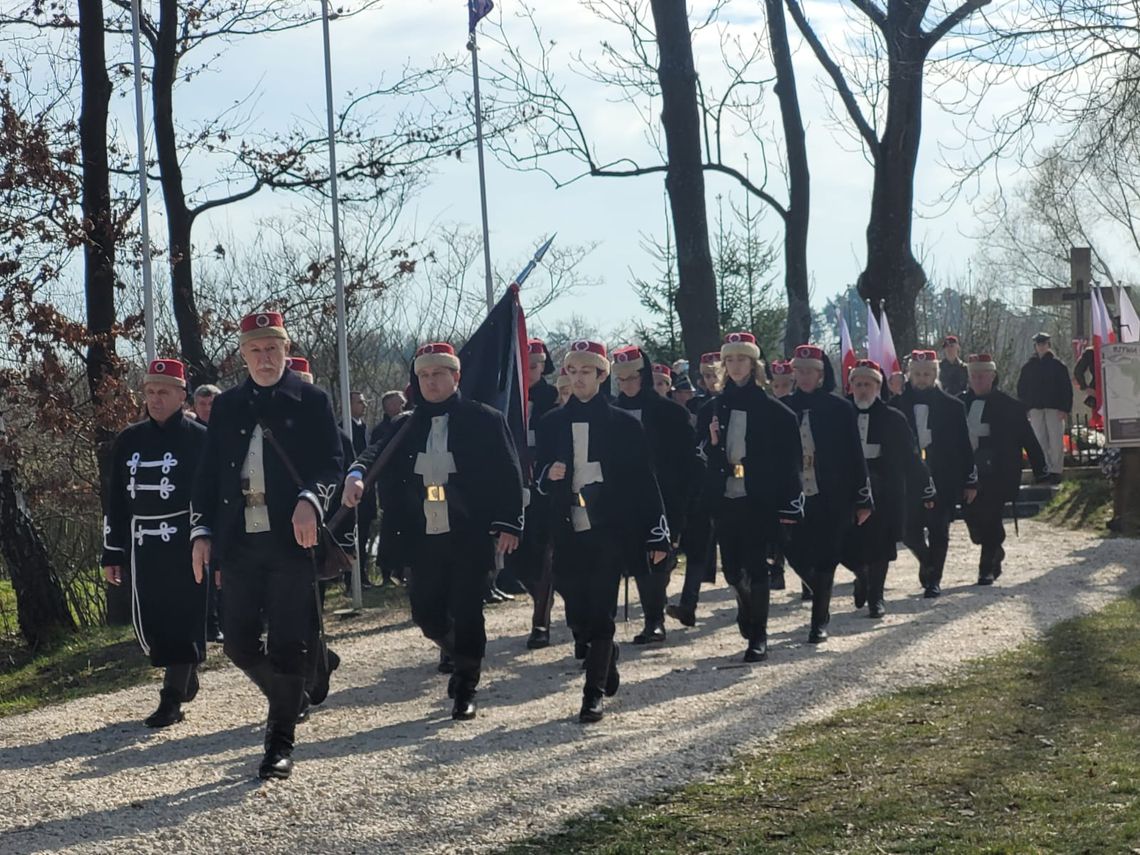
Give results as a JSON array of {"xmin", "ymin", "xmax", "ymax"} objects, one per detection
[
  {"xmin": 239, "ymin": 311, "xmax": 287, "ymax": 344},
  {"xmin": 652, "ymin": 363, "xmax": 671, "ymax": 377},
  {"xmin": 849, "ymin": 358, "xmax": 883, "ymax": 383},
  {"xmin": 967, "ymin": 353, "xmax": 996, "ymax": 373},
  {"xmin": 724, "ymin": 332, "xmax": 757, "ymax": 345},
  {"xmin": 414, "ymin": 342, "xmax": 460, "ymax": 372},
  {"xmin": 145, "ymin": 358, "xmax": 187, "ymax": 388},
  {"xmin": 943, "ymin": 335, "xmax": 959, "ymax": 345},
  {"xmin": 770, "ymin": 359, "xmax": 793, "ymax": 376},
  {"xmin": 700, "ymin": 352, "xmax": 722, "ymax": 365},
  {"xmin": 564, "ymin": 340, "xmax": 609, "ymax": 373},
  {"xmin": 285, "ymin": 356, "xmax": 310, "ymax": 373},
  {"xmin": 527, "ymin": 338, "xmax": 546, "ymax": 355},
  {"xmin": 910, "ymin": 349, "xmax": 938, "ymax": 362},
  {"xmin": 721, "ymin": 332, "xmax": 761, "ymax": 361},
  {"xmin": 611, "ymin": 345, "xmax": 643, "ymax": 364}
]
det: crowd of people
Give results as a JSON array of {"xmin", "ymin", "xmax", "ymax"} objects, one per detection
[{"xmin": 103, "ymin": 310, "xmax": 1070, "ymax": 781}]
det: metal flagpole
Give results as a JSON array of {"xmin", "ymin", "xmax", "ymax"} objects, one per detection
[
  {"xmin": 129, "ymin": 0, "xmax": 156, "ymax": 362},
  {"xmin": 320, "ymin": 0, "xmax": 362, "ymax": 611},
  {"xmin": 468, "ymin": 26, "xmax": 495, "ymax": 313}
]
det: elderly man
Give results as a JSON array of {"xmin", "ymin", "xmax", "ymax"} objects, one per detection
[
  {"xmin": 192, "ymin": 384, "xmax": 221, "ymax": 425},
  {"xmin": 191, "ymin": 312, "xmax": 343, "ymax": 780},
  {"xmin": 892, "ymin": 350, "xmax": 977, "ymax": 598},
  {"xmin": 964, "ymin": 353, "xmax": 1048, "ymax": 584},
  {"xmin": 103, "ymin": 359, "xmax": 209, "ymax": 728},
  {"xmin": 1016, "ymin": 332, "xmax": 1072, "ymax": 483},
  {"xmin": 344, "ymin": 343, "xmax": 523, "ymax": 720}
]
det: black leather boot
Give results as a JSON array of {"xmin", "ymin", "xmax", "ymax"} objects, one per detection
[
  {"xmin": 633, "ymin": 574, "xmax": 668, "ymax": 644},
  {"xmin": 666, "ymin": 602, "xmax": 697, "ymax": 627},
  {"xmin": 579, "ymin": 639, "xmax": 613, "ymax": 723},
  {"xmin": 808, "ymin": 570, "xmax": 834, "ymax": 644},
  {"xmin": 852, "ymin": 567, "xmax": 868, "ymax": 609},
  {"xmin": 866, "ymin": 561, "xmax": 888, "ymax": 618},
  {"xmin": 309, "ymin": 647, "xmax": 340, "ymax": 706},
  {"xmin": 744, "ymin": 631, "xmax": 768, "ymax": 662},
  {"xmin": 260, "ymin": 674, "xmax": 304, "ymax": 780},
  {"xmin": 241, "ymin": 657, "xmax": 276, "ymax": 699},
  {"xmin": 526, "ymin": 626, "xmax": 550, "ymax": 649},
  {"xmin": 604, "ymin": 643, "xmax": 621, "ymax": 697},
  {"xmin": 144, "ymin": 687, "xmax": 184, "ymax": 728},
  {"xmin": 732, "ymin": 574, "xmax": 754, "ymax": 640},
  {"xmin": 450, "ymin": 657, "xmax": 481, "ymax": 720}
]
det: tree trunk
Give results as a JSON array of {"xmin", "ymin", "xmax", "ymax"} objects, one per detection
[
  {"xmin": 766, "ymin": 0, "xmax": 811, "ymax": 355},
  {"xmin": 0, "ymin": 465, "xmax": 75, "ymax": 647},
  {"xmin": 856, "ymin": 42, "xmax": 927, "ymax": 353},
  {"xmin": 648, "ymin": 0, "xmax": 721, "ymax": 370},
  {"xmin": 78, "ymin": 0, "xmax": 131, "ymax": 625},
  {"xmin": 153, "ymin": 0, "xmax": 216, "ymax": 386},
  {"xmin": 1119, "ymin": 448, "xmax": 1140, "ymax": 536}
]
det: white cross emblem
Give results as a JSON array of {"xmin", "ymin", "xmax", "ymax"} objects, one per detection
[
  {"xmin": 414, "ymin": 415, "xmax": 457, "ymax": 535},
  {"xmin": 526, "ymin": 401, "xmax": 536, "ymax": 448},
  {"xmin": 858, "ymin": 413, "xmax": 881, "ymax": 459},
  {"xmin": 913, "ymin": 404, "xmax": 933, "ymax": 450},
  {"xmin": 799, "ymin": 411, "xmax": 819, "ymax": 497},
  {"xmin": 724, "ymin": 410, "xmax": 747, "ymax": 499},
  {"xmin": 570, "ymin": 421, "xmax": 604, "ymax": 532},
  {"xmin": 967, "ymin": 399, "xmax": 990, "ymax": 451}
]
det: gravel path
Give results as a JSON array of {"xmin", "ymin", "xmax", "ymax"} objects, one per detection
[{"xmin": 0, "ymin": 521, "xmax": 1134, "ymax": 855}]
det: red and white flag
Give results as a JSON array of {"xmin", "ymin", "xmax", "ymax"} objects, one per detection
[
  {"xmin": 879, "ymin": 308, "xmax": 901, "ymax": 376},
  {"xmin": 1089, "ymin": 286, "xmax": 1114, "ymax": 429},
  {"xmin": 838, "ymin": 308, "xmax": 857, "ymax": 394},
  {"xmin": 1118, "ymin": 286, "xmax": 1140, "ymax": 343},
  {"xmin": 866, "ymin": 302, "xmax": 882, "ymax": 366}
]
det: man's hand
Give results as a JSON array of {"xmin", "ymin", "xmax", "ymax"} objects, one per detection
[
  {"xmin": 855, "ymin": 508, "xmax": 872, "ymax": 526},
  {"xmin": 496, "ymin": 532, "xmax": 520, "ymax": 555},
  {"xmin": 650, "ymin": 550, "xmax": 667, "ymax": 565},
  {"xmin": 963, "ymin": 487, "xmax": 978, "ymax": 505},
  {"xmin": 548, "ymin": 462, "xmax": 567, "ymax": 482},
  {"xmin": 103, "ymin": 565, "xmax": 122, "ymax": 586},
  {"xmin": 192, "ymin": 538, "xmax": 212, "ymax": 584},
  {"xmin": 342, "ymin": 473, "xmax": 364, "ymax": 508},
  {"xmin": 709, "ymin": 416, "xmax": 720, "ymax": 446},
  {"xmin": 293, "ymin": 500, "xmax": 319, "ymax": 549}
]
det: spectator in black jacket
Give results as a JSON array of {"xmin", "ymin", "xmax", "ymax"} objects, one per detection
[
  {"xmin": 939, "ymin": 335, "xmax": 969, "ymax": 397},
  {"xmin": 1016, "ymin": 332, "xmax": 1073, "ymax": 482}
]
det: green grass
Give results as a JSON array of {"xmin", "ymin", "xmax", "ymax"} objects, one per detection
[
  {"xmin": 505, "ymin": 590, "xmax": 1140, "ymax": 854},
  {"xmin": 1038, "ymin": 476, "xmax": 1114, "ymax": 531},
  {"xmin": 0, "ymin": 578, "xmax": 409, "ymax": 718}
]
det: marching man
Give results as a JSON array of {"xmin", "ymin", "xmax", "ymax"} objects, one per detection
[
  {"xmin": 343, "ymin": 342, "xmax": 523, "ymax": 721},
  {"xmin": 611, "ymin": 345, "xmax": 701, "ymax": 645},
  {"xmin": 191, "ymin": 312, "xmax": 344, "ymax": 780},
  {"xmin": 785, "ymin": 345, "xmax": 872, "ymax": 643},
  {"xmin": 703, "ymin": 332, "xmax": 803, "ymax": 661},
  {"xmin": 841, "ymin": 360, "xmax": 936, "ymax": 618},
  {"xmin": 962, "ymin": 353, "xmax": 1047, "ymax": 584},
  {"xmin": 892, "ymin": 349, "xmax": 978, "ymax": 598},
  {"xmin": 534, "ymin": 340, "xmax": 670, "ymax": 722},
  {"xmin": 102, "ymin": 358, "xmax": 209, "ymax": 728}
]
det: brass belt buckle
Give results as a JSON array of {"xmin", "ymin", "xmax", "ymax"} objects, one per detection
[
  {"xmin": 575, "ymin": 492, "xmax": 586, "ymax": 508},
  {"xmin": 242, "ymin": 489, "xmax": 266, "ymax": 507},
  {"xmin": 426, "ymin": 484, "xmax": 447, "ymax": 503},
  {"xmin": 732, "ymin": 464, "xmax": 745, "ymax": 479}
]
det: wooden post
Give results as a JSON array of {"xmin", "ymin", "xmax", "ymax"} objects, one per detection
[
  {"xmin": 1070, "ymin": 247, "xmax": 1091, "ymax": 341},
  {"xmin": 1119, "ymin": 449, "xmax": 1140, "ymax": 536}
]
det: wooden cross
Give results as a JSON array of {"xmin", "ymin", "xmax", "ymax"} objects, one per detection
[{"xmin": 1030, "ymin": 247, "xmax": 1122, "ymax": 341}]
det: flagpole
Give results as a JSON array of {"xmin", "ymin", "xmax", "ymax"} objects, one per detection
[
  {"xmin": 129, "ymin": 0, "xmax": 155, "ymax": 362},
  {"xmin": 468, "ymin": 26, "xmax": 495, "ymax": 313},
  {"xmin": 320, "ymin": 0, "xmax": 361, "ymax": 611}
]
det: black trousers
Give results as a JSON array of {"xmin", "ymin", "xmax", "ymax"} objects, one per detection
[
  {"xmin": 903, "ymin": 501, "xmax": 952, "ymax": 585},
  {"xmin": 678, "ymin": 512, "xmax": 716, "ymax": 609},
  {"xmin": 553, "ymin": 529, "xmax": 624, "ymax": 646},
  {"xmin": 961, "ymin": 483, "xmax": 1006, "ymax": 571},
  {"xmin": 221, "ymin": 534, "xmax": 315, "ymax": 679},
  {"xmin": 406, "ymin": 532, "xmax": 492, "ymax": 661},
  {"xmin": 786, "ymin": 497, "xmax": 850, "ymax": 632},
  {"xmin": 716, "ymin": 500, "xmax": 775, "ymax": 638}
]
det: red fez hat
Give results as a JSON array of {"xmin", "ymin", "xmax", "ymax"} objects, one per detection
[
  {"xmin": 414, "ymin": 342, "xmax": 460, "ymax": 372},
  {"xmin": 145, "ymin": 358, "xmax": 187, "ymax": 388},
  {"xmin": 967, "ymin": 352, "xmax": 996, "ymax": 373},
  {"xmin": 564, "ymin": 340, "xmax": 609, "ymax": 374},
  {"xmin": 285, "ymin": 356, "xmax": 313, "ymax": 382},
  {"xmin": 700, "ymin": 351, "xmax": 723, "ymax": 365},
  {"xmin": 849, "ymin": 358, "xmax": 883, "ymax": 384},
  {"xmin": 610, "ymin": 345, "xmax": 645, "ymax": 375},
  {"xmin": 942, "ymin": 335, "xmax": 959, "ymax": 346},
  {"xmin": 721, "ymin": 331, "xmax": 761, "ymax": 360},
  {"xmin": 239, "ymin": 311, "xmax": 287, "ymax": 344},
  {"xmin": 527, "ymin": 338, "xmax": 547, "ymax": 356},
  {"xmin": 909, "ymin": 349, "xmax": 938, "ymax": 363},
  {"xmin": 652, "ymin": 363, "xmax": 672, "ymax": 378},
  {"xmin": 791, "ymin": 344, "xmax": 825, "ymax": 370},
  {"xmin": 770, "ymin": 359, "xmax": 793, "ymax": 376}
]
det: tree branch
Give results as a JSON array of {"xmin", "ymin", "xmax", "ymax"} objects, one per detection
[
  {"xmin": 588, "ymin": 161, "xmax": 788, "ymax": 219},
  {"xmin": 926, "ymin": 0, "xmax": 992, "ymax": 46},
  {"xmin": 848, "ymin": 0, "xmax": 888, "ymax": 33},
  {"xmin": 785, "ymin": 0, "xmax": 881, "ymax": 158}
]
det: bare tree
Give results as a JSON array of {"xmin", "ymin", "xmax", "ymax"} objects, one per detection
[{"xmin": 784, "ymin": 0, "xmax": 993, "ymax": 351}]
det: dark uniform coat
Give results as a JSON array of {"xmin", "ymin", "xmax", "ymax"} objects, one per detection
[
  {"xmin": 191, "ymin": 369, "xmax": 344, "ymax": 561},
  {"xmin": 103, "ymin": 411, "xmax": 208, "ymax": 666},
  {"xmin": 891, "ymin": 385, "xmax": 978, "ymax": 507},
  {"xmin": 961, "ymin": 388, "xmax": 1047, "ymax": 504},
  {"xmin": 939, "ymin": 358, "xmax": 969, "ymax": 398}
]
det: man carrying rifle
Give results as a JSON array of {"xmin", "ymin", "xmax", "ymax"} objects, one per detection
[
  {"xmin": 343, "ymin": 342, "xmax": 523, "ymax": 721},
  {"xmin": 191, "ymin": 311, "xmax": 343, "ymax": 780}
]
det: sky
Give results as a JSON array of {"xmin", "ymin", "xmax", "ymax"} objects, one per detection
[{"xmin": 98, "ymin": 0, "xmax": 1043, "ymax": 340}]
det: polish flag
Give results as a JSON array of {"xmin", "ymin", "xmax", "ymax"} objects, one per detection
[
  {"xmin": 838, "ymin": 308, "xmax": 857, "ymax": 394},
  {"xmin": 866, "ymin": 302, "xmax": 882, "ymax": 367},
  {"xmin": 879, "ymin": 308, "xmax": 902, "ymax": 376},
  {"xmin": 1089, "ymin": 287, "xmax": 1113, "ymax": 429}
]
